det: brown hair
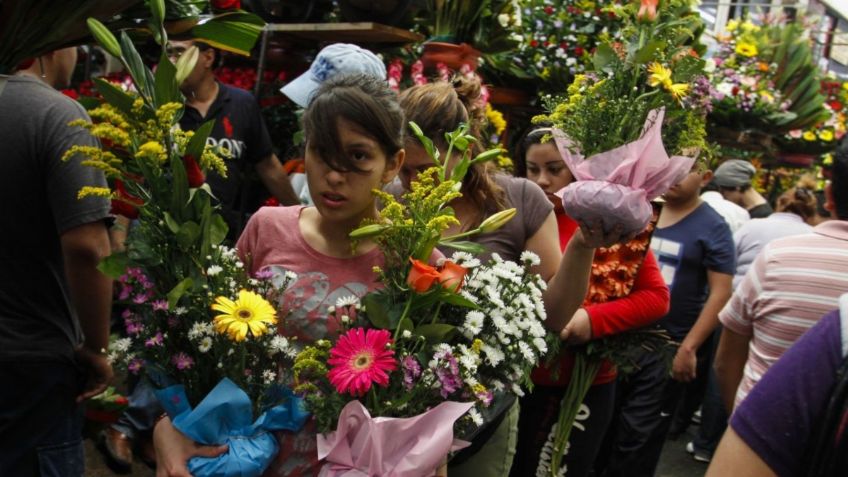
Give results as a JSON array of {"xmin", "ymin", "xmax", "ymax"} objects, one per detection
[
  {"xmin": 398, "ymin": 75, "xmax": 506, "ymax": 226},
  {"xmin": 776, "ymin": 176, "xmax": 817, "ymax": 220},
  {"xmin": 302, "ymin": 74, "xmax": 404, "ymax": 172}
]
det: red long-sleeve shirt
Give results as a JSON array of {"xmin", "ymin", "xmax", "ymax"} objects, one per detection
[{"xmin": 531, "ymin": 213, "xmax": 670, "ymax": 386}]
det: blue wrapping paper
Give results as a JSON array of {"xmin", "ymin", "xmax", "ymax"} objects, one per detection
[{"xmin": 155, "ymin": 378, "xmax": 310, "ymax": 477}]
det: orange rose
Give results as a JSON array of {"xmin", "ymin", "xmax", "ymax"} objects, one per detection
[
  {"xmin": 407, "ymin": 259, "xmax": 440, "ymax": 293},
  {"xmin": 438, "ymin": 261, "xmax": 467, "ymax": 293}
]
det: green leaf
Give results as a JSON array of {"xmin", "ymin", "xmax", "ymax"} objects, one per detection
[
  {"xmin": 93, "ymin": 78, "xmax": 136, "ymax": 117},
  {"xmin": 438, "ymin": 240, "xmax": 486, "ymax": 254},
  {"xmin": 185, "ymin": 120, "xmax": 215, "ymax": 160},
  {"xmin": 409, "ymin": 121, "xmax": 438, "ymax": 164},
  {"xmin": 154, "ymin": 51, "xmax": 182, "ymax": 108},
  {"xmin": 471, "ymin": 148, "xmax": 503, "ymax": 164},
  {"xmin": 163, "ymin": 212, "xmax": 180, "ymax": 234},
  {"xmin": 209, "ymin": 213, "xmax": 228, "ymax": 246},
  {"xmin": 176, "ymin": 221, "xmax": 201, "ymax": 249},
  {"xmin": 633, "ymin": 40, "xmax": 666, "ymax": 64},
  {"xmin": 440, "ymin": 292, "xmax": 479, "ymax": 309},
  {"xmin": 592, "ymin": 43, "xmax": 617, "ymax": 71},
  {"xmin": 97, "ymin": 252, "xmax": 129, "ymax": 279},
  {"xmin": 167, "ymin": 278, "xmax": 194, "ymax": 308},
  {"xmin": 119, "ymin": 31, "xmax": 154, "ymax": 101},
  {"xmin": 190, "ymin": 12, "xmax": 265, "ymax": 57},
  {"xmin": 414, "ymin": 324, "xmax": 457, "ymax": 344},
  {"xmin": 128, "ymin": 239, "xmax": 161, "ymax": 265},
  {"xmin": 170, "ymin": 154, "xmax": 189, "ymax": 219},
  {"xmin": 362, "ymin": 293, "xmax": 392, "ymax": 329}
]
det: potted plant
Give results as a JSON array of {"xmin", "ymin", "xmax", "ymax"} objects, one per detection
[{"xmin": 420, "ymin": 0, "xmax": 490, "ymax": 70}]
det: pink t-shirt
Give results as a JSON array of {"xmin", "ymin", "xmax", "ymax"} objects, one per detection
[{"xmin": 236, "ymin": 205, "xmax": 384, "ymax": 477}]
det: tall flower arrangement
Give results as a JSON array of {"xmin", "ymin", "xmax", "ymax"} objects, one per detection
[
  {"xmin": 71, "ymin": 4, "xmax": 306, "ymax": 475},
  {"xmin": 290, "ymin": 124, "xmax": 555, "ymax": 475}
]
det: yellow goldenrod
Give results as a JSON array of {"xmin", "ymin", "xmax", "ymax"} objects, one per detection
[{"xmin": 77, "ymin": 186, "xmax": 113, "ymax": 199}]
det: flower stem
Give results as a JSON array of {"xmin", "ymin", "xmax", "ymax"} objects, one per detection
[{"xmin": 393, "ymin": 298, "xmax": 414, "ymax": 341}]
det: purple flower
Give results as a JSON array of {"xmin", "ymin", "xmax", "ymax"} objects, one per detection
[
  {"xmin": 121, "ymin": 309, "xmax": 133, "ymax": 319},
  {"xmin": 476, "ymin": 389, "xmax": 494, "ymax": 406},
  {"xmin": 133, "ymin": 293, "xmax": 150, "ymax": 304},
  {"xmin": 171, "ymin": 353, "xmax": 194, "ymax": 371},
  {"xmin": 432, "ymin": 349, "xmax": 463, "ymax": 398},
  {"xmin": 128, "ymin": 358, "xmax": 144, "ymax": 375},
  {"xmin": 125, "ymin": 320, "xmax": 143, "ymax": 336},
  {"xmin": 151, "ymin": 300, "xmax": 168, "ymax": 311},
  {"xmin": 145, "ymin": 332, "xmax": 164, "ymax": 347},
  {"xmin": 401, "ymin": 356, "xmax": 422, "ymax": 390},
  {"xmin": 118, "ymin": 285, "xmax": 132, "ymax": 300},
  {"xmin": 255, "ymin": 268, "xmax": 274, "ymax": 280}
]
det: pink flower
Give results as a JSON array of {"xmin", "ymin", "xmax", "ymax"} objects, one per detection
[
  {"xmin": 145, "ymin": 332, "xmax": 164, "ymax": 347},
  {"xmin": 327, "ymin": 328, "xmax": 397, "ymax": 397},
  {"xmin": 401, "ymin": 355, "xmax": 421, "ymax": 391},
  {"xmin": 152, "ymin": 300, "xmax": 168, "ymax": 311},
  {"xmin": 128, "ymin": 359, "xmax": 144, "ymax": 375},
  {"xmin": 171, "ymin": 353, "xmax": 194, "ymax": 370}
]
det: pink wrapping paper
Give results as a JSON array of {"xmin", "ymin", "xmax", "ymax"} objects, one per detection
[
  {"xmin": 553, "ymin": 108, "xmax": 696, "ymax": 235},
  {"xmin": 317, "ymin": 401, "xmax": 473, "ymax": 477}
]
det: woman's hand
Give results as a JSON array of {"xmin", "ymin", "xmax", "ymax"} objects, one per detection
[
  {"xmin": 573, "ymin": 219, "xmax": 634, "ymax": 249},
  {"xmin": 154, "ymin": 416, "xmax": 228, "ymax": 477},
  {"xmin": 560, "ymin": 308, "xmax": 592, "ymax": 345}
]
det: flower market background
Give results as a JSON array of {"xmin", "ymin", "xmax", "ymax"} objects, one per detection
[{"xmin": 25, "ymin": 0, "xmax": 848, "ymax": 475}]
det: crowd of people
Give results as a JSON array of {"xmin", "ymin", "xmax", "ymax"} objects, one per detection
[{"xmin": 3, "ymin": 39, "xmax": 848, "ymax": 477}]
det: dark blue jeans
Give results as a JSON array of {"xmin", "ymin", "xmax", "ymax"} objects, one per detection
[{"xmin": 0, "ymin": 361, "xmax": 85, "ymax": 476}]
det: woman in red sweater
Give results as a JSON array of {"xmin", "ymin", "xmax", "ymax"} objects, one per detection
[{"xmin": 510, "ymin": 126, "xmax": 670, "ymax": 477}]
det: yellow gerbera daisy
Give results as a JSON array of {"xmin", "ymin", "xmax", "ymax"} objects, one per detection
[
  {"xmin": 212, "ymin": 290, "xmax": 277, "ymax": 342},
  {"xmin": 819, "ymin": 129, "xmax": 834, "ymax": 142},
  {"xmin": 803, "ymin": 131, "xmax": 817, "ymax": 141},
  {"xmin": 735, "ymin": 43, "xmax": 758, "ymax": 57},
  {"xmin": 669, "ymin": 83, "xmax": 690, "ymax": 101},
  {"xmin": 647, "ymin": 62, "xmax": 673, "ymax": 89}
]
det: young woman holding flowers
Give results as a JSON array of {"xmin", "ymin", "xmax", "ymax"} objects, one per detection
[
  {"xmin": 152, "ymin": 73, "xmax": 410, "ymax": 477},
  {"xmin": 397, "ymin": 77, "xmax": 627, "ymax": 477},
  {"xmin": 510, "ymin": 125, "xmax": 670, "ymax": 477}
]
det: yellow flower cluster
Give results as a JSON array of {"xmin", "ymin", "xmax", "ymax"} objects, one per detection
[
  {"xmin": 61, "ymin": 145, "xmax": 123, "ymax": 177},
  {"xmin": 135, "ymin": 141, "xmax": 168, "ymax": 163},
  {"xmin": 485, "ymin": 104, "xmax": 507, "ymax": 136},
  {"xmin": 292, "ymin": 341, "xmax": 331, "ymax": 395},
  {"xmin": 803, "ymin": 129, "xmax": 835, "ymax": 142},
  {"xmin": 735, "ymin": 42, "xmax": 758, "ymax": 57},
  {"xmin": 425, "ymin": 215, "xmax": 460, "ymax": 234},
  {"xmin": 77, "ymin": 186, "xmax": 113, "ymax": 200},
  {"xmin": 647, "ymin": 62, "xmax": 689, "ymax": 101}
]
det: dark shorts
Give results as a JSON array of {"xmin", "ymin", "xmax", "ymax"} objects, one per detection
[{"xmin": 0, "ymin": 360, "xmax": 84, "ymax": 477}]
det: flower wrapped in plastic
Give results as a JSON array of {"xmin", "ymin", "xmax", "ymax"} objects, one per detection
[
  {"xmin": 553, "ymin": 108, "xmax": 695, "ymax": 236},
  {"xmin": 156, "ymin": 378, "xmax": 309, "ymax": 477}
]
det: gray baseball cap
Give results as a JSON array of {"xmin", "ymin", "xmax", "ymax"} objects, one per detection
[
  {"xmin": 713, "ymin": 159, "xmax": 756, "ymax": 188},
  {"xmin": 280, "ymin": 43, "xmax": 386, "ymax": 108}
]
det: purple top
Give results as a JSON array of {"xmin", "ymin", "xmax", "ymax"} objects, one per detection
[{"xmin": 731, "ymin": 308, "xmax": 842, "ymax": 476}]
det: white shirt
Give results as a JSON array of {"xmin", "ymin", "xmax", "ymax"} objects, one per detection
[
  {"xmin": 731, "ymin": 212, "xmax": 813, "ymax": 289},
  {"xmin": 701, "ymin": 191, "xmax": 750, "ymax": 234}
]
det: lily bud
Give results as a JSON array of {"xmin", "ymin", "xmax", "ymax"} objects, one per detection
[
  {"xmin": 349, "ymin": 223, "xmax": 388, "ymax": 240},
  {"xmin": 175, "ymin": 45, "xmax": 199, "ymax": 85},
  {"xmin": 150, "ymin": 0, "xmax": 166, "ymax": 26},
  {"xmin": 479, "ymin": 208, "xmax": 517, "ymax": 234},
  {"xmin": 87, "ymin": 18, "xmax": 122, "ymax": 59}
]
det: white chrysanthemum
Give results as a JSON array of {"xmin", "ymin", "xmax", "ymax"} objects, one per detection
[
  {"xmin": 335, "ymin": 295, "xmax": 359, "ymax": 308},
  {"xmin": 206, "ymin": 265, "xmax": 223, "ymax": 276},
  {"xmin": 459, "ymin": 353, "xmax": 479, "ymax": 373},
  {"xmin": 520, "ymin": 251, "xmax": 541, "ymax": 267},
  {"xmin": 533, "ymin": 337, "xmax": 548, "ymax": 354},
  {"xmin": 188, "ymin": 322, "xmax": 212, "ymax": 340},
  {"xmin": 262, "ymin": 369, "xmax": 277, "ymax": 385},
  {"xmin": 198, "ymin": 337, "xmax": 213, "ymax": 353},
  {"xmin": 112, "ymin": 338, "xmax": 132, "ymax": 353},
  {"xmin": 463, "ymin": 310, "xmax": 485, "ymax": 336},
  {"xmin": 268, "ymin": 336, "xmax": 291, "ymax": 356},
  {"xmin": 491, "ymin": 379, "xmax": 505, "ymax": 392},
  {"xmin": 518, "ymin": 341, "xmax": 536, "ymax": 362},
  {"xmin": 174, "ymin": 306, "xmax": 188, "ymax": 316},
  {"xmin": 511, "ymin": 383, "xmax": 525, "ymax": 397},
  {"xmin": 468, "ymin": 408, "xmax": 484, "ymax": 427},
  {"xmin": 491, "ymin": 253, "xmax": 504, "ymax": 263},
  {"xmin": 284, "ymin": 270, "xmax": 298, "ymax": 281},
  {"xmin": 106, "ymin": 352, "xmax": 120, "ymax": 365},
  {"xmin": 450, "ymin": 251, "xmax": 481, "ymax": 269},
  {"xmin": 482, "ymin": 344, "xmax": 505, "ymax": 366}
]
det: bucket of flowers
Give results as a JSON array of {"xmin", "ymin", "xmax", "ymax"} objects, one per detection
[
  {"xmin": 69, "ymin": 3, "xmax": 309, "ymax": 476},
  {"xmin": 288, "ymin": 123, "xmax": 555, "ymax": 476}
]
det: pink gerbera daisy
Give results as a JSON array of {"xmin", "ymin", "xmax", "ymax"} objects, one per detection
[{"xmin": 327, "ymin": 328, "xmax": 397, "ymax": 397}]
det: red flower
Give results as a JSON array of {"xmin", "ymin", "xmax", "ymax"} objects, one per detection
[
  {"xmin": 222, "ymin": 116, "xmax": 234, "ymax": 138},
  {"xmin": 264, "ymin": 197, "xmax": 280, "ymax": 207},
  {"xmin": 544, "ymin": 5, "xmax": 554, "ymax": 14},
  {"xmin": 732, "ymin": 86, "xmax": 740, "ymax": 96},
  {"xmin": 182, "ymin": 154, "xmax": 205, "ymax": 188},
  {"xmin": 327, "ymin": 328, "xmax": 397, "ymax": 397},
  {"xmin": 574, "ymin": 46, "xmax": 585, "ymax": 56},
  {"xmin": 211, "ymin": 0, "xmax": 240, "ymax": 9},
  {"xmin": 111, "ymin": 179, "xmax": 144, "ymax": 219},
  {"xmin": 530, "ymin": 40, "xmax": 539, "ymax": 48},
  {"xmin": 61, "ymin": 89, "xmax": 79, "ymax": 100},
  {"xmin": 830, "ymin": 100, "xmax": 843, "ymax": 112},
  {"xmin": 407, "ymin": 259, "xmax": 441, "ymax": 293},
  {"xmin": 114, "ymin": 396, "xmax": 129, "ymax": 406}
]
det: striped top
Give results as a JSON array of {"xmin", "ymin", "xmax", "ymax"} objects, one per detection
[{"xmin": 719, "ymin": 220, "xmax": 848, "ymax": 408}]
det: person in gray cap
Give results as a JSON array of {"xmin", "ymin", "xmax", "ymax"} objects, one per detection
[
  {"xmin": 281, "ymin": 43, "xmax": 387, "ymax": 108},
  {"xmin": 713, "ymin": 159, "xmax": 773, "ymax": 218},
  {"xmin": 279, "ymin": 43, "xmax": 388, "ymax": 204}
]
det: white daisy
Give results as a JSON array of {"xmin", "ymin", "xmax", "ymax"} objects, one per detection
[
  {"xmin": 198, "ymin": 337, "xmax": 213, "ymax": 353},
  {"xmin": 206, "ymin": 265, "xmax": 223, "ymax": 276},
  {"xmin": 335, "ymin": 295, "xmax": 360, "ymax": 308}
]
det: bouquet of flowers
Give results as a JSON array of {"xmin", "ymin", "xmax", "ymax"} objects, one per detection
[
  {"xmin": 290, "ymin": 124, "xmax": 554, "ymax": 476},
  {"xmin": 777, "ymin": 78, "xmax": 848, "ymax": 156},
  {"xmin": 70, "ymin": 5, "xmax": 307, "ymax": 476},
  {"xmin": 540, "ymin": 0, "xmax": 709, "ymax": 235}
]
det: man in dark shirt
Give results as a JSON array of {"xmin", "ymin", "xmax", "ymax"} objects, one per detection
[
  {"xmin": 170, "ymin": 39, "xmax": 299, "ymax": 239},
  {"xmin": 0, "ymin": 48, "xmax": 113, "ymax": 476},
  {"xmin": 713, "ymin": 159, "xmax": 773, "ymax": 218}
]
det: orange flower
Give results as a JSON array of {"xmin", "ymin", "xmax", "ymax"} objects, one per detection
[
  {"xmin": 758, "ymin": 62, "xmax": 769, "ymax": 72},
  {"xmin": 407, "ymin": 259, "xmax": 441, "ymax": 293},
  {"xmin": 637, "ymin": 0, "xmax": 658, "ymax": 22},
  {"xmin": 438, "ymin": 261, "xmax": 467, "ymax": 293}
]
